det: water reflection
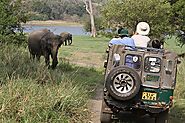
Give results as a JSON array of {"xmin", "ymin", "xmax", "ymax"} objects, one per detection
[{"xmin": 23, "ymin": 25, "xmax": 89, "ymax": 35}]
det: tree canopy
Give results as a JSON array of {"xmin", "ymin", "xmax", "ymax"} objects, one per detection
[
  {"xmin": 172, "ymin": 0, "xmax": 185, "ymax": 31},
  {"xmin": 101, "ymin": 0, "xmax": 174, "ymax": 38},
  {"xmin": 0, "ymin": 0, "xmax": 27, "ymax": 34},
  {"xmin": 0, "ymin": 0, "xmax": 28, "ymax": 45},
  {"xmin": 28, "ymin": 0, "xmax": 87, "ymax": 21}
]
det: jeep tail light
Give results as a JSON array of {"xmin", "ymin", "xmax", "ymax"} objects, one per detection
[{"xmin": 170, "ymin": 96, "xmax": 173, "ymax": 101}]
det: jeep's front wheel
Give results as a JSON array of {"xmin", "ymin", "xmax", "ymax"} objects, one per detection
[{"xmin": 105, "ymin": 66, "xmax": 141, "ymax": 101}]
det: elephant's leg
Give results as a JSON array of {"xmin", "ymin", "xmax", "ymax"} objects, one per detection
[
  {"xmin": 51, "ymin": 52, "xmax": 58, "ymax": 69},
  {"xmin": 64, "ymin": 40, "xmax": 67, "ymax": 46},
  {"xmin": 30, "ymin": 54, "xmax": 35, "ymax": 60},
  {"xmin": 69, "ymin": 39, "xmax": 72, "ymax": 45},
  {"xmin": 36, "ymin": 54, "xmax": 41, "ymax": 61},
  {"xmin": 67, "ymin": 39, "xmax": 70, "ymax": 45},
  {"xmin": 44, "ymin": 52, "xmax": 50, "ymax": 67}
]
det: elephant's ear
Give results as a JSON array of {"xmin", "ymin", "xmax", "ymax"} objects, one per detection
[
  {"xmin": 46, "ymin": 33, "xmax": 54, "ymax": 44},
  {"xmin": 46, "ymin": 37, "xmax": 53, "ymax": 49},
  {"xmin": 40, "ymin": 38, "xmax": 47, "ymax": 49},
  {"xmin": 41, "ymin": 37, "xmax": 52, "ymax": 50}
]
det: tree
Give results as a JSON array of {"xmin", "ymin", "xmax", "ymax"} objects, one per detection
[
  {"xmin": 101, "ymin": 0, "xmax": 173, "ymax": 38},
  {"xmin": 83, "ymin": 0, "xmax": 97, "ymax": 37},
  {"xmin": 28, "ymin": 0, "xmax": 86, "ymax": 21},
  {"xmin": 172, "ymin": 0, "xmax": 185, "ymax": 46},
  {"xmin": 0, "ymin": 0, "xmax": 28, "ymax": 45},
  {"xmin": 170, "ymin": 0, "xmax": 185, "ymax": 30}
]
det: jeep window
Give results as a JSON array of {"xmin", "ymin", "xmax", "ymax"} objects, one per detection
[
  {"xmin": 125, "ymin": 54, "xmax": 142, "ymax": 69},
  {"xmin": 144, "ymin": 57, "xmax": 161, "ymax": 73},
  {"xmin": 113, "ymin": 53, "xmax": 120, "ymax": 67}
]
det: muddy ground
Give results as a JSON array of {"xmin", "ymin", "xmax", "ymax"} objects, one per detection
[{"xmin": 88, "ymin": 86, "xmax": 157, "ymax": 123}]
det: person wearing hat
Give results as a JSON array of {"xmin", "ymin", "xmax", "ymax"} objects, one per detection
[
  {"xmin": 109, "ymin": 28, "xmax": 135, "ymax": 47},
  {"xmin": 108, "ymin": 28, "xmax": 135, "ymax": 67},
  {"xmin": 131, "ymin": 22, "xmax": 150, "ymax": 47}
]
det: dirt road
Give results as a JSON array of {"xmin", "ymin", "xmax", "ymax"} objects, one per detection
[
  {"xmin": 88, "ymin": 88, "xmax": 156, "ymax": 123},
  {"xmin": 88, "ymin": 86, "xmax": 103, "ymax": 123}
]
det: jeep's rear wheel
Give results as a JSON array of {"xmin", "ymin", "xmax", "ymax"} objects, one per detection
[
  {"xmin": 155, "ymin": 109, "xmax": 169, "ymax": 123},
  {"xmin": 100, "ymin": 112, "xmax": 112, "ymax": 123},
  {"xmin": 105, "ymin": 66, "xmax": 141, "ymax": 101}
]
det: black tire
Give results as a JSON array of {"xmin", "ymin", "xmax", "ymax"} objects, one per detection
[
  {"xmin": 155, "ymin": 110, "xmax": 169, "ymax": 123},
  {"xmin": 105, "ymin": 66, "xmax": 141, "ymax": 101},
  {"xmin": 100, "ymin": 100, "xmax": 112, "ymax": 123},
  {"xmin": 100, "ymin": 112, "xmax": 112, "ymax": 123}
]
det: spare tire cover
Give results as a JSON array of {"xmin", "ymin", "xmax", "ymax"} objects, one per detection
[{"xmin": 105, "ymin": 66, "xmax": 141, "ymax": 101}]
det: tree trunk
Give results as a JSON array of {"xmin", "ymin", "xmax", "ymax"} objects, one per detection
[
  {"xmin": 89, "ymin": 0, "xmax": 96, "ymax": 37},
  {"xmin": 84, "ymin": 0, "xmax": 96, "ymax": 37}
]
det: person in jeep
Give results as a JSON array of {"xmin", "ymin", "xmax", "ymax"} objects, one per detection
[
  {"xmin": 109, "ymin": 28, "xmax": 135, "ymax": 47},
  {"xmin": 108, "ymin": 28, "xmax": 136, "ymax": 68},
  {"xmin": 132, "ymin": 22, "xmax": 151, "ymax": 47}
]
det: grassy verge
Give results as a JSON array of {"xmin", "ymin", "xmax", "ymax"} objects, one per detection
[
  {"xmin": 58, "ymin": 36, "xmax": 109, "ymax": 68},
  {"xmin": 0, "ymin": 36, "xmax": 110, "ymax": 122},
  {"xmin": 0, "ymin": 44, "xmax": 104, "ymax": 123},
  {"xmin": 23, "ymin": 20, "xmax": 83, "ymax": 26},
  {"xmin": 164, "ymin": 37, "xmax": 185, "ymax": 122},
  {"xmin": 164, "ymin": 36, "xmax": 185, "ymax": 54}
]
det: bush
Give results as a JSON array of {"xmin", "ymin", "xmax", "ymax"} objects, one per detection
[
  {"xmin": 0, "ymin": 33, "xmax": 27, "ymax": 46},
  {"xmin": 29, "ymin": 13, "xmax": 49, "ymax": 21},
  {"xmin": 0, "ymin": 0, "xmax": 28, "ymax": 46}
]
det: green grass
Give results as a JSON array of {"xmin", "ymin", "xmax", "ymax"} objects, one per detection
[
  {"xmin": 164, "ymin": 37, "xmax": 185, "ymax": 122},
  {"xmin": 169, "ymin": 58, "xmax": 185, "ymax": 122},
  {"xmin": 164, "ymin": 36, "xmax": 185, "ymax": 53},
  {"xmin": 59, "ymin": 36, "xmax": 109, "ymax": 54},
  {"xmin": 23, "ymin": 20, "xmax": 83, "ymax": 26},
  {"xmin": 0, "ymin": 44, "xmax": 104, "ymax": 123},
  {"xmin": 58, "ymin": 36, "xmax": 109, "ymax": 68}
]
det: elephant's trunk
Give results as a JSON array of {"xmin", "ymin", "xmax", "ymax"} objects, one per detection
[{"xmin": 51, "ymin": 49, "xmax": 58, "ymax": 69}]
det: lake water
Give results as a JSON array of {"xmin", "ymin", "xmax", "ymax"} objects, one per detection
[{"xmin": 23, "ymin": 25, "xmax": 89, "ymax": 36}]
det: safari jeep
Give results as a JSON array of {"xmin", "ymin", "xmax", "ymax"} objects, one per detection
[{"xmin": 100, "ymin": 45, "xmax": 178, "ymax": 123}]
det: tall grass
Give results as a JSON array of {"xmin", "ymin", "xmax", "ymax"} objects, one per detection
[
  {"xmin": 169, "ymin": 60, "xmax": 185, "ymax": 122},
  {"xmin": 0, "ymin": 45, "xmax": 103, "ymax": 123},
  {"xmin": 164, "ymin": 37, "xmax": 185, "ymax": 122}
]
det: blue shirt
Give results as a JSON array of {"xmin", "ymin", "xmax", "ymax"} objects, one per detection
[
  {"xmin": 109, "ymin": 37, "xmax": 135, "ymax": 47},
  {"xmin": 109, "ymin": 37, "xmax": 136, "ymax": 68}
]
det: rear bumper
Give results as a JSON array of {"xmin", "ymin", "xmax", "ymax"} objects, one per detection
[{"xmin": 103, "ymin": 96, "xmax": 170, "ymax": 114}]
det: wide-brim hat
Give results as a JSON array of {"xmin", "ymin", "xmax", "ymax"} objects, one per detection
[
  {"xmin": 118, "ymin": 28, "xmax": 129, "ymax": 36},
  {"xmin": 136, "ymin": 22, "xmax": 150, "ymax": 35}
]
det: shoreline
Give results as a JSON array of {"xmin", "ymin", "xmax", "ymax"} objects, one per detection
[{"xmin": 22, "ymin": 20, "xmax": 83, "ymax": 27}]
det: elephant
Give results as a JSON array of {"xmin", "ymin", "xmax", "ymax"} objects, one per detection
[
  {"xmin": 28, "ymin": 29, "xmax": 64, "ymax": 69},
  {"xmin": 60, "ymin": 32, "xmax": 72, "ymax": 46}
]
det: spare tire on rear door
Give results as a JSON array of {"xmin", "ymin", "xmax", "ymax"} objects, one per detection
[{"xmin": 105, "ymin": 66, "xmax": 141, "ymax": 101}]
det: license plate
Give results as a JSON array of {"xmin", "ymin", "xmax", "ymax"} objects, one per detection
[{"xmin": 142, "ymin": 92, "xmax": 157, "ymax": 101}]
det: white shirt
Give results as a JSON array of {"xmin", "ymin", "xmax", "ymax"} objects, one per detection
[{"xmin": 131, "ymin": 35, "xmax": 150, "ymax": 47}]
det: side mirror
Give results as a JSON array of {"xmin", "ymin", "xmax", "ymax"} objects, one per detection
[
  {"xmin": 106, "ymin": 48, "xmax": 109, "ymax": 53},
  {"xmin": 165, "ymin": 60, "xmax": 173, "ymax": 74},
  {"xmin": 177, "ymin": 59, "xmax": 181, "ymax": 64},
  {"xmin": 104, "ymin": 60, "xmax": 107, "ymax": 68}
]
